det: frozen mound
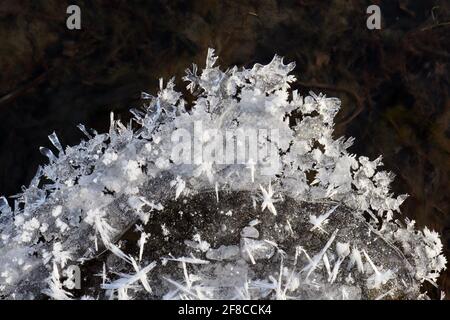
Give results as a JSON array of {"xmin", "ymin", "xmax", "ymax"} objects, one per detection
[{"xmin": 0, "ymin": 49, "xmax": 446, "ymax": 300}]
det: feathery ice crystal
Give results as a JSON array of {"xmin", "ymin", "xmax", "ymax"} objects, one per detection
[{"xmin": 0, "ymin": 49, "xmax": 446, "ymax": 300}]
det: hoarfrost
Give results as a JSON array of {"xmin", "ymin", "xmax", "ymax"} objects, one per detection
[{"xmin": 0, "ymin": 49, "xmax": 446, "ymax": 300}]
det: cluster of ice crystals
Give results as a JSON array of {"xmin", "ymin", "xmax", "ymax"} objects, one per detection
[{"xmin": 0, "ymin": 49, "xmax": 446, "ymax": 300}]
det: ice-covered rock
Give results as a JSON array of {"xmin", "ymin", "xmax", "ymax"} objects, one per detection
[{"xmin": 0, "ymin": 49, "xmax": 446, "ymax": 300}]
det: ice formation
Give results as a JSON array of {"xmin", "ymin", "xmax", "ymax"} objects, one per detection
[{"xmin": 0, "ymin": 49, "xmax": 446, "ymax": 300}]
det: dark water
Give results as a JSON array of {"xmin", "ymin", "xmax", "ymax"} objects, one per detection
[{"xmin": 0, "ymin": 0, "xmax": 449, "ymax": 296}]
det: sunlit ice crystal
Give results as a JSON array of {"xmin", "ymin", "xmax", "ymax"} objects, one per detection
[{"xmin": 0, "ymin": 49, "xmax": 446, "ymax": 300}]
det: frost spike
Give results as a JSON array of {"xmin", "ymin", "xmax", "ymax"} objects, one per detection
[
  {"xmin": 48, "ymin": 132, "xmax": 64, "ymax": 154},
  {"xmin": 39, "ymin": 147, "xmax": 57, "ymax": 163},
  {"xmin": 215, "ymin": 182, "xmax": 219, "ymax": 203},
  {"xmin": 205, "ymin": 48, "xmax": 218, "ymax": 69},
  {"xmin": 0, "ymin": 196, "xmax": 12, "ymax": 218},
  {"xmin": 303, "ymin": 229, "xmax": 338, "ymax": 280},
  {"xmin": 77, "ymin": 124, "xmax": 93, "ymax": 139}
]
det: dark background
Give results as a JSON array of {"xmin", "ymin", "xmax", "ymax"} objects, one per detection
[{"xmin": 0, "ymin": 0, "xmax": 449, "ymax": 296}]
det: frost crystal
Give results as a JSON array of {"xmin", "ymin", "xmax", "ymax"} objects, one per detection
[{"xmin": 0, "ymin": 49, "xmax": 446, "ymax": 300}]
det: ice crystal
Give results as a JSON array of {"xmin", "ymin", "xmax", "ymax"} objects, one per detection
[{"xmin": 0, "ymin": 49, "xmax": 446, "ymax": 300}]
